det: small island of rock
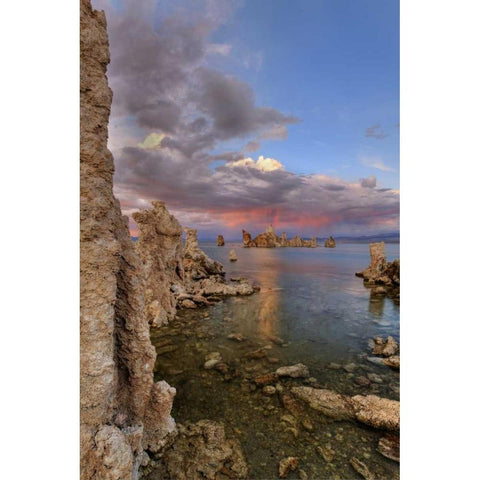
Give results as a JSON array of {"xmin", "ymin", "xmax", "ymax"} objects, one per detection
[{"xmin": 242, "ymin": 225, "xmax": 318, "ymax": 248}]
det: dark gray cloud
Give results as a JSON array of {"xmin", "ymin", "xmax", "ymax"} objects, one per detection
[
  {"xmin": 365, "ymin": 124, "xmax": 388, "ymax": 140},
  {"xmin": 360, "ymin": 175, "xmax": 377, "ymax": 188}
]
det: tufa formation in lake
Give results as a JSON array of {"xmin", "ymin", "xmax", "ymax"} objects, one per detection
[
  {"xmin": 217, "ymin": 235, "xmax": 225, "ymax": 246},
  {"xmin": 80, "ymin": 2, "xmax": 176, "ymax": 478},
  {"xmin": 242, "ymin": 225, "xmax": 318, "ymax": 248}
]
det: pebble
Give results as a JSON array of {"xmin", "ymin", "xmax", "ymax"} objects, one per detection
[
  {"xmin": 343, "ymin": 362, "xmax": 357, "ymax": 373},
  {"xmin": 262, "ymin": 385, "xmax": 276, "ymax": 395}
]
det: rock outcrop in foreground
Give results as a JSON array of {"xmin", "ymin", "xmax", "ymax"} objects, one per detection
[
  {"xmin": 133, "ymin": 204, "xmax": 257, "ymax": 324},
  {"xmin": 80, "ymin": 2, "xmax": 176, "ymax": 478},
  {"xmin": 242, "ymin": 225, "xmax": 318, "ymax": 248},
  {"xmin": 144, "ymin": 420, "xmax": 248, "ymax": 480}
]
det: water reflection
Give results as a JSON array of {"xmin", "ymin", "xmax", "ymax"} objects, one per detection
[{"xmin": 368, "ymin": 289, "xmax": 386, "ymax": 317}]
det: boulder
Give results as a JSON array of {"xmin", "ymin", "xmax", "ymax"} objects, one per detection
[
  {"xmin": 276, "ymin": 363, "xmax": 310, "ymax": 378},
  {"xmin": 291, "ymin": 387, "xmax": 354, "ymax": 420},
  {"xmin": 350, "ymin": 394, "xmax": 400, "ymax": 431}
]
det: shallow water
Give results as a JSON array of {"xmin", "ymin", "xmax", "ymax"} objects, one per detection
[{"xmin": 151, "ymin": 243, "xmax": 400, "ymax": 479}]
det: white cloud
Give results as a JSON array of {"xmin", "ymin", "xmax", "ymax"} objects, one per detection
[
  {"xmin": 227, "ymin": 155, "xmax": 285, "ymax": 172},
  {"xmin": 360, "ymin": 156, "xmax": 395, "ymax": 172},
  {"xmin": 206, "ymin": 43, "xmax": 232, "ymax": 56}
]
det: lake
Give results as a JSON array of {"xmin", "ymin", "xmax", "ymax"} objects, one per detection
[{"xmin": 150, "ymin": 242, "xmax": 400, "ymax": 479}]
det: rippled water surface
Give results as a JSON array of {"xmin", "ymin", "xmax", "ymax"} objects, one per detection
[{"xmin": 151, "ymin": 243, "xmax": 400, "ymax": 479}]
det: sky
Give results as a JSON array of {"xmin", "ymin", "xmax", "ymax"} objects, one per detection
[{"xmin": 92, "ymin": 0, "xmax": 399, "ymax": 240}]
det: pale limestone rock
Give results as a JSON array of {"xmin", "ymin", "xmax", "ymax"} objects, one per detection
[
  {"xmin": 80, "ymin": 2, "xmax": 176, "ymax": 478},
  {"xmin": 351, "ymin": 394, "xmax": 400, "ymax": 431},
  {"xmin": 276, "ymin": 363, "xmax": 310, "ymax": 378},
  {"xmin": 132, "ymin": 201, "xmax": 183, "ymax": 327},
  {"xmin": 291, "ymin": 387, "xmax": 355, "ymax": 420},
  {"xmin": 291, "ymin": 386, "xmax": 400, "ymax": 431}
]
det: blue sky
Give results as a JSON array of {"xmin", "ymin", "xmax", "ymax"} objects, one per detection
[
  {"xmin": 210, "ymin": 0, "xmax": 399, "ymax": 186},
  {"xmin": 94, "ymin": 0, "xmax": 399, "ymax": 238}
]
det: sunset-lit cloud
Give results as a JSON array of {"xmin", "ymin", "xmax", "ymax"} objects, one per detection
[{"xmin": 93, "ymin": 0, "xmax": 399, "ymax": 239}]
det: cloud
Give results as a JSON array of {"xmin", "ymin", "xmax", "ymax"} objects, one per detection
[
  {"xmin": 227, "ymin": 155, "xmax": 285, "ymax": 172},
  {"xmin": 114, "ymin": 145, "xmax": 399, "ymax": 237},
  {"xmin": 243, "ymin": 51, "xmax": 264, "ymax": 71},
  {"xmin": 360, "ymin": 156, "xmax": 395, "ymax": 173},
  {"xmin": 243, "ymin": 140, "xmax": 261, "ymax": 152},
  {"xmin": 261, "ymin": 124, "xmax": 289, "ymax": 140},
  {"xmin": 97, "ymin": 0, "xmax": 298, "ymax": 156},
  {"xmin": 94, "ymin": 0, "xmax": 399, "ymax": 237},
  {"xmin": 360, "ymin": 175, "xmax": 377, "ymax": 188},
  {"xmin": 137, "ymin": 132, "xmax": 165, "ymax": 149},
  {"xmin": 365, "ymin": 124, "xmax": 388, "ymax": 140},
  {"xmin": 206, "ymin": 43, "xmax": 232, "ymax": 56}
]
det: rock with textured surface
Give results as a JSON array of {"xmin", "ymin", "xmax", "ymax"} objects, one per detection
[
  {"xmin": 278, "ymin": 457, "xmax": 299, "ymax": 478},
  {"xmin": 132, "ymin": 201, "xmax": 183, "ymax": 326},
  {"xmin": 217, "ymin": 235, "xmax": 225, "ymax": 246},
  {"xmin": 80, "ymin": 2, "xmax": 176, "ymax": 478},
  {"xmin": 149, "ymin": 420, "xmax": 248, "ymax": 480},
  {"xmin": 291, "ymin": 387, "xmax": 355, "ymax": 420},
  {"xmin": 350, "ymin": 457, "xmax": 376, "ymax": 480},
  {"xmin": 351, "ymin": 395, "xmax": 400, "ymax": 431},
  {"xmin": 377, "ymin": 434, "xmax": 400, "ymax": 462},
  {"xmin": 276, "ymin": 363, "xmax": 310, "ymax": 378},
  {"xmin": 291, "ymin": 387, "xmax": 399, "ymax": 431},
  {"xmin": 356, "ymin": 243, "xmax": 400, "ymax": 288},
  {"xmin": 371, "ymin": 336, "xmax": 399, "ymax": 357}
]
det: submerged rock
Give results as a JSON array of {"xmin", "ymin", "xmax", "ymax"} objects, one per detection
[
  {"xmin": 291, "ymin": 387, "xmax": 354, "ymax": 420},
  {"xmin": 377, "ymin": 434, "xmax": 400, "ymax": 462},
  {"xmin": 151, "ymin": 420, "xmax": 248, "ymax": 480},
  {"xmin": 350, "ymin": 457, "xmax": 376, "ymax": 480},
  {"xmin": 291, "ymin": 387, "xmax": 400, "ymax": 431},
  {"xmin": 227, "ymin": 333, "xmax": 246, "ymax": 342},
  {"xmin": 317, "ymin": 445, "xmax": 335, "ymax": 463},
  {"xmin": 276, "ymin": 363, "xmax": 310, "ymax": 378},
  {"xmin": 278, "ymin": 457, "xmax": 299, "ymax": 478}
]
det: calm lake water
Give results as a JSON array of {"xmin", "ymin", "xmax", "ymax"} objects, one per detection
[{"xmin": 151, "ymin": 243, "xmax": 400, "ymax": 479}]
